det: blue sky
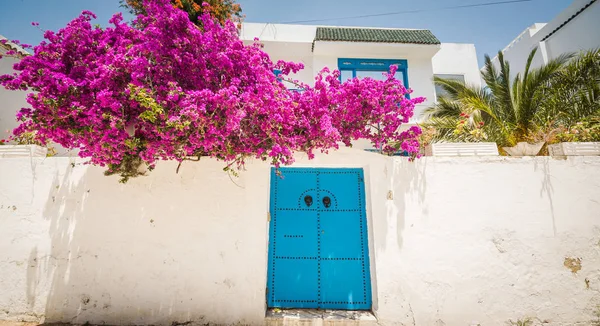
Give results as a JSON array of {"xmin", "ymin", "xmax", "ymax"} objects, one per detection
[{"xmin": 0, "ymin": 0, "xmax": 571, "ymax": 67}]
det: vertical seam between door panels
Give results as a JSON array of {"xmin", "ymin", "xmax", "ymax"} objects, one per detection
[
  {"xmin": 271, "ymin": 171, "xmax": 278, "ymax": 303},
  {"xmin": 316, "ymin": 171, "xmax": 321, "ymax": 308}
]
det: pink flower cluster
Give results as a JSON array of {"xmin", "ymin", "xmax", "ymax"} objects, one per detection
[{"xmin": 0, "ymin": 0, "xmax": 423, "ymax": 179}]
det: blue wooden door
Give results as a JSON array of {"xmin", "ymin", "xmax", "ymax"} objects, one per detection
[{"xmin": 267, "ymin": 167, "xmax": 372, "ymax": 310}]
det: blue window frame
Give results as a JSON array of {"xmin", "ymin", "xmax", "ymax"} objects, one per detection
[
  {"xmin": 364, "ymin": 149, "xmax": 411, "ymax": 156},
  {"xmin": 338, "ymin": 58, "xmax": 410, "ymax": 98},
  {"xmin": 274, "ymin": 69, "xmax": 304, "ymax": 93}
]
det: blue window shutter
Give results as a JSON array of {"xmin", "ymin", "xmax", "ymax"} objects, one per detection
[{"xmin": 337, "ymin": 58, "xmax": 410, "ymax": 99}]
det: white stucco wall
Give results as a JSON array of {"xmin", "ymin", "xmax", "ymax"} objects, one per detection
[
  {"xmin": 2, "ymin": 151, "xmax": 600, "ymax": 325},
  {"xmin": 0, "ymin": 47, "xmax": 28, "ymax": 142},
  {"xmin": 488, "ymin": 0, "xmax": 600, "ymax": 79},
  {"xmin": 0, "ymin": 156, "xmax": 271, "ymax": 325},
  {"xmin": 240, "ymin": 23, "xmax": 317, "ymax": 44},
  {"xmin": 545, "ymin": 0, "xmax": 600, "ymax": 61},
  {"xmin": 432, "ymin": 43, "xmax": 481, "ymax": 88},
  {"xmin": 488, "ymin": 23, "xmax": 547, "ymax": 80},
  {"xmin": 240, "ymin": 23, "xmax": 316, "ymax": 87}
]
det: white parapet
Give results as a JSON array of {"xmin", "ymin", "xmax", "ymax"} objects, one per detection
[
  {"xmin": 0, "ymin": 145, "xmax": 48, "ymax": 158},
  {"xmin": 425, "ymin": 142, "xmax": 499, "ymax": 156},
  {"xmin": 548, "ymin": 142, "xmax": 600, "ymax": 156}
]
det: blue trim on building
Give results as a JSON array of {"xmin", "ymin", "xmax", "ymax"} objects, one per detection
[
  {"xmin": 274, "ymin": 69, "xmax": 306, "ymax": 93},
  {"xmin": 364, "ymin": 149, "xmax": 410, "ymax": 156},
  {"xmin": 273, "ymin": 69, "xmax": 283, "ymax": 82},
  {"xmin": 337, "ymin": 58, "xmax": 410, "ymax": 98}
]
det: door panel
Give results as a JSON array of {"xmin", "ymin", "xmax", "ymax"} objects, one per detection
[
  {"xmin": 273, "ymin": 211, "xmax": 318, "ymax": 257},
  {"xmin": 320, "ymin": 211, "xmax": 363, "ymax": 259},
  {"xmin": 321, "ymin": 259, "xmax": 369, "ymax": 310},
  {"xmin": 271, "ymin": 259, "xmax": 319, "ymax": 308},
  {"xmin": 267, "ymin": 168, "xmax": 372, "ymax": 310}
]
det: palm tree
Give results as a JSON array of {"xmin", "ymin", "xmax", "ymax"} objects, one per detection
[
  {"xmin": 538, "ymin": 48, "xmax": 600, "ymax": 126},
  {"xmin": 423, "ymin": 48, "xmax": 574, "ymax": 147}
]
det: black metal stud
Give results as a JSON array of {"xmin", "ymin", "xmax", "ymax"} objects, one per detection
[{"xmin": 304, "ymin": 195, "xmax": 313, "ymax": 207}]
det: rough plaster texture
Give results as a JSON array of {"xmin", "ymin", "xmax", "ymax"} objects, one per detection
[{"xmin": 1, "ymin": 150, "xmax": 600, "ymax": 325}]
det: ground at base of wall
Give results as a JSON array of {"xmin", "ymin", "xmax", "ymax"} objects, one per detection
[
  {"xmin": 0, "ymin": 319, "xmax": 596, "ymax": 326},
  {"xmin": 265, "ymin": 309, "xmax": 377, "ymax": 326},
  {"xmin": 0, "ymin": 322, "xmax": 38, "ymax": 326}
]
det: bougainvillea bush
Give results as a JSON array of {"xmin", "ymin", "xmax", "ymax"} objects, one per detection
[
  {"xmin": 0, "ymin": 0, "xmax": 423, "ymax": 182},
  {"xmin": 123, "ymin": 0, "xmax": 243, "ymax": 28}
]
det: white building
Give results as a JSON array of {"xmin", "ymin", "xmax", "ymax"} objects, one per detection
[
  {"xmin": 240, "ymin": 23, "xmax": 482, "ymax": 122},
  {"xmin": 0, "ymin": 35, "xmax": 29, "ymax": 142},
  {"xmin": 487, "ymin": 0, "xmax": 600, "ymax": 78}
]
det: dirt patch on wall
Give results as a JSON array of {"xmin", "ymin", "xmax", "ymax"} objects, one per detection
[{"xmin": 564, "ymin": 257, "xmax": 582, "ymax": 274}]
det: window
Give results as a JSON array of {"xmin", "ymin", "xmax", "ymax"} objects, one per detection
[
  {"xmin": 274, "ymin": 69, "xmax": 304, "ymax": 93},
  {"xmin": 338, "ymin": 58, "xmax": 409, "ymax": 98},
  {"xmin": 338, "ymin": 59, "xmax": 411, "ymax": 153},
  {"xmin": 434, "ymin": 74, "xmax": 465, "ymax": 100},
  {"xmin": 364, "ymin": 149, "xmax": 410, "ymax": 156}
]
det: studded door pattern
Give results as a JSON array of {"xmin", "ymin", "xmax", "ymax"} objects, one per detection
[{"xmin": 267, "ymin": 167, "xmax": 372, "ymax": 310}]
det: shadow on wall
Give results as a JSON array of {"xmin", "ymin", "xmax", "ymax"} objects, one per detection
[
  {"xmin": 534, "ymin": 158, "xmax": 557, "ymax": 236},
  {"xmin": 366, "ymin": 157, "xmax": 427, "ymax": 322},
  {"xmin": 26, "ymin": 160, "xmax": 269, "ymax": 325},
  {"xmin": 392, "ymin": 158, "xmax": 428, "ymax": 250},
  {"xmin": 371, "ymin": 158, "xmax": 428, "ymax": 253}
]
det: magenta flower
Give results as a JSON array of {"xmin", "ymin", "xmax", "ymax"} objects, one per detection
[{"xmin": 0, "ymin": 0, "xmax": 423, "ymax": 181}]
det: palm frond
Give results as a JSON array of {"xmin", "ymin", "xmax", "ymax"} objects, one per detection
[
  {"xmin": 495, "ymin": 50, "xmax": 516, "ymax": 122},
  {"xmin": 518, "ymin": 51, "xmax": 573, "ymax": 131},
  {"xmin": 432, "ymin": 76, "xmax": 469, "ymax": 101},
  {"xmin": 420, "ymin": 116, "xmax": 462, "ymax": 142},
  {"xmin": 537, "ymin": 50, "xmax": 593, "ymax": 125},
  {"xmin": 422, "ymin": 96, "xmax": 462, "ymax": 119},
  {"xmin": 481, "ymin": 54, "xmax": 499, "ymax": 89},
  {"xmin": 522, "ymin": 47, "xmax": 538, "ymax": 85},
  {"xmin": 422, "ymin": 48, "xmax": 600, "ymax": 149}
]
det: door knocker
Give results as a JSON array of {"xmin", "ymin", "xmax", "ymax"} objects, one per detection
[
  {"xmin": 322, "ymin": 196, "xmax": 331, "ymax": 208},
  {"xmin": 304, "ymin": 195, "xmax": 313, "ymax": 207}
]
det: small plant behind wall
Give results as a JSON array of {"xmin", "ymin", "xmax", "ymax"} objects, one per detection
[
  {"xmin": 552, "ymin": 116, "xmax": 600, "ymax": 143},
  {"xmin": 1, "ymin": 131, "xmax": 56, "ymax": 156}
]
